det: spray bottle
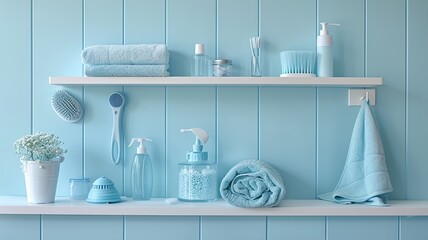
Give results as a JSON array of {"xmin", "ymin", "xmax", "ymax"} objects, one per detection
[
  {"xmin": 317, "ymin": 22, "xmax": 340, "ymax": 77},
  {"xmin": 129, "ymin": 138, "xmax": 153, "ymax": 200},
  {"xmin": 178, "ymin": 128, "xmax": 217, "ymax": 202}
]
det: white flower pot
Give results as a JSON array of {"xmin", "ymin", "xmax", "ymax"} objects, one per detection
[{"xmin": 21, "ymin": 158, "xmax": 63, "ymax": 204}]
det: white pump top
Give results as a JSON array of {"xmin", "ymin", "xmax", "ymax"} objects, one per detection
[
  {"xmin": 317, "ymin": 22, "xmax": 340, "ymax": 47},
  {"xmin": 181, "ymin": 128, "xmax": 209, "ymax": 161},
  {"xmin": 319, "ymin": 22, "xmax": 340, "ymax": 35},
  {"xmin": 180, "ymin": 128, "xmax": 208, "ymax": 144},
  {"xmin": 128, "ymin": 138, "xmax": 152, "ymax": 154}
]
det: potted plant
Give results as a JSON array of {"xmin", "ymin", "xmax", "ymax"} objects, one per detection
[{"xmin": 14, "ymin": 132, "xmax": 67, "ymax": 203}]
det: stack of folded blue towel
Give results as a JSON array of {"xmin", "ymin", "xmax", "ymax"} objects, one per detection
[{"xmin": 82, "ymin": 44, "xmax": 169, "ymax": 77}]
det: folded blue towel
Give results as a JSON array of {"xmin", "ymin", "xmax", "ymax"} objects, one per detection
[
  {"xmin": 84, "ymin": 65, "xmax": 169, "ymax": 77},
  {"xmin": 319, "ymin": 101, "xmax": 393, "ymax": 206},
  {"xmin": 220, "ymin": 159, "xmax": 286, "ymax": 208},
  {"xmin": 82, "ymin": 44, "xmax": 169, "ymax": 65}
]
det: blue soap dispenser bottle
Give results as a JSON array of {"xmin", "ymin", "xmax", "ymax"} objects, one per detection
[
  {"xmin": 178, "ymin": 128, "xmax": 217, "ymax": 202},
  {"xmin": 317, "ymin": 22, "xmax": 340, "ymax": 77},
  {"xmin": 129, "ymin": 137, "xmax": 153, "ymax": 200}
]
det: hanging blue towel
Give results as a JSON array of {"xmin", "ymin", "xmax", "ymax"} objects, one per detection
[
  {"xmin": 220, "ymin": 159, "xmax": 286, "ymax": 208},
  {"xmin": 319, "ymin": 100, "xmax": 393, "ymax": 206},
  {"xmin": 82, "ymin": 44, "xmax": 169, "ymax": 65},
  {"xmin": 84, "ymin": 65, "xmax": 169, "ymax": 77}
]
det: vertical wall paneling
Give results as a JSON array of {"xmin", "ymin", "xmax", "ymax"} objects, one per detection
[
  {"xmin": 217, "ymin": 87, "xmax": 258, "ymax": 190},
  {"xmin": 317, "ymin": 0, "xmax": 365, "ymax": 196},
  {"xmin": 33, "ymin": 0, "xmax": 83, "ymax": 196},
  {"xmin": 167, "ymin": 0, "xmax": 216, "ymax": 76},
  {"xmin": 268, "ymin": 217, "xmax": 325, "ymax": 240},
  {"xmin": 42, "ymin": 215, "xmax": 123, "ymax": 240},
  {"xmin": 201, "ymin": 216, "xmax": 266, "ymax": 240},
  {"xmin": 217, "ymin": 0, "xmax": 258, "ymax": 76},
  {"xmin": 84, "ymin": 0, "xmax": 123, "ymax": 47},
  {"xmin": 317, "ymin": 89, "xmax": 357, "ymax": 195},
  {"xmin": 400, "ymin": 217, "xmax": 428, "ymax": 240},
  {"xmin": 123, "ymin": 0, "xmax": 167, "ymax": 198},
  {"xmin": 318, "ymin": 0, "xmax": 365, "ymax": 77},
  {"xmin": 407, "ymin": 0, "xmax": 428, "ymax": 199},
  {"xmin": 327, "ymin": 217, "xmax": 398, "ymax": 240},
  {"xmin": 84, "ymin": 0, "xmax": 124, "ymax": 193},
  {"xmin": 166, "ymin": 87, "xmax": 216, "ymax": 197},
  {"xmin": 260, "ymin": 0, "xmax": 316, "ymax": 76},
  {"xmin": 123, "ymin": 87, "xmax": 166, "ymax": 197},
  {"xmin": 124, "ymin": 0, "xmax": 166, "ymax": 44},
  {"xmin": 126, "ymin": 216, "xmax": 199, "ymax": 240},
  {"xmin": 1, "ymin": 0, "xmax": 428, "ymax": 239},
  {"xmin": 260, "ymin": 87, "xmax": 316, "ymax": 199},
  {"xmin": 0, "ymin": 215, "xmax": 40, "ymax": 240},
  {"xmin": 0, "ymin": 0, "xmax": 31, "ymax": 195},
  {"xmin": 366, "ymin": 0, "xmax": 406, "ymax": 199},
  {"xmin": 259, "ymin": 0, "xmax": 317, "ymax": 199}
]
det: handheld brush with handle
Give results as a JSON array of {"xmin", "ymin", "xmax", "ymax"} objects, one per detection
[
  {"xmin": 51, "ymin": 89, "xmax": 83, "ymax": 122},
  {"xmin": 109, "ymin": 92, "xmax": 125, "ymax": 165}
]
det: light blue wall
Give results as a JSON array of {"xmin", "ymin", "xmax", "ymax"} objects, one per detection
[{"xmin": 1, "ymin": 0, "xmax": 428, "ymax": 239}]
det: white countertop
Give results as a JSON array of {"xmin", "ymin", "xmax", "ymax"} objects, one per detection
[{"xmin": 0, "ymin": 196, "xmax": 427, "ymax": 216}]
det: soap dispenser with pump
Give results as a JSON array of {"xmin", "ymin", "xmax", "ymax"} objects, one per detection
[
  {"xmin": 317, "ymin": 22, "xmax": 340, "ymax": 77},
  {"xmin": 178, "ymin": 128, "xmax": 217, "ymax": 202},
  {"xmin": 129, "ymin": 137, "xmax": 153, "ymax": 200}
]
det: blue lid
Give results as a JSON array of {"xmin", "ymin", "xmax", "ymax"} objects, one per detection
[{"xmin": 186, "ymin": 150, "xmax": 208, "ymax": 162}]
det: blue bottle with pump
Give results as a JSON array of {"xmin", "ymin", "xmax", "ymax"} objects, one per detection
[
  {"xmin": 178, "ymin": 128, "xmax": 217, "ymax": 202},
  {"xmin": 129, "ymin": 138, "xmax": 153, "ymax": 200}
]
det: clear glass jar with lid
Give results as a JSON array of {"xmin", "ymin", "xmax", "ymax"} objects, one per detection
[
  {"xmin": 69, "ymin": 177, "xmax": 91, "ymax": 200},
  {"xmin": 212, "ymin": 59, "xmax": 232, "ymax": 77}
]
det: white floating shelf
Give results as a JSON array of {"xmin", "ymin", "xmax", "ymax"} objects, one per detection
[
  {"xmin": 0, "ymin": 197, "xmax": 426, "ymax": 216},
  {"xmin": 49, "ymin": 76, "xmax": 382, "ymax": 87}
]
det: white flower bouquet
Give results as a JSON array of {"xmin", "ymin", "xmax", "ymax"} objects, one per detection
[{"xmin": 14, "ymin": 132, "xmax": 67, "ymax": 162}]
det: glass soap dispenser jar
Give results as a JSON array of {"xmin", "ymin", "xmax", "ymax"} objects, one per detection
[
  {"xmin": 178, "ymin": 128, "xmax": 217, "ymax": 202},
  {"xmin": 129, "ymin": 137, "xmax": 153, "ymax": 200}
]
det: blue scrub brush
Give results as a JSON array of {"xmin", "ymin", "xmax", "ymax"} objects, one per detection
[
  {"xmin": 51, "ymin": 89, "xmax": 83, "ymax": 122},
  {"xmin": 109, "ymin": 92, "xmax": 125, "ymax": 165},
  {"xmin": 279, "ymin": 51, "xmax": 316, "ymax": 77}
]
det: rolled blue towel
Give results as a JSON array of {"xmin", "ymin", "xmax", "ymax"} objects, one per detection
[
  {"xmin": 84, "ymin": 65, "xmax": 169, "ymax": 77},
  {"xmin": 82, "ymin": 44, "xmax": 169, "ymax": 65},
  {"xmin": 220, "ymin": 159, "xmax": 286, "ymax": 208}
]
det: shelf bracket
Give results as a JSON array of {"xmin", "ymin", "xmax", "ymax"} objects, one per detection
[{"xmin": 348, "ymin": 89, "xmax": 376, "ymax": 106}]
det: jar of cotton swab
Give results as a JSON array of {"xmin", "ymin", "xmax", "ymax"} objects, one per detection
[{"xmin": 212, "ymin": 59, "xmax": 232, "ymax": 77}]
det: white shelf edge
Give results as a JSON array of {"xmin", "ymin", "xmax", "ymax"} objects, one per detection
[
  {"xmin": 0, "ymin": 197, "xmax": 426, "ymax": 216},
  {"xmin": 49, "ymin": 76, "xmax": 382, "ymax": 87}
]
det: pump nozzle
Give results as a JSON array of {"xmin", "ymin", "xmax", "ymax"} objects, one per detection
[
  {"xmin": 180, "ymin": 128, "xmax": 209, "ymax": 144},
  {"xmin": 181, "ymin": 128, "xmax": 209, "ymax": 161},
  {"xmin": 128, "ymin": 137, "xmax": 152, "ymax": 154},
  {"xmin": 319, "ymin": 22, "xmax": 340, "ymax": 35},
  {"xmin": 180, "ymin": 128, "xmax": 209, "ymax": 153}
]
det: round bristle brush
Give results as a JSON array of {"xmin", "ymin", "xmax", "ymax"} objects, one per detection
[{"xmin": 51, "ymin": 89, "xmax": 83, "ymax": 122}]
